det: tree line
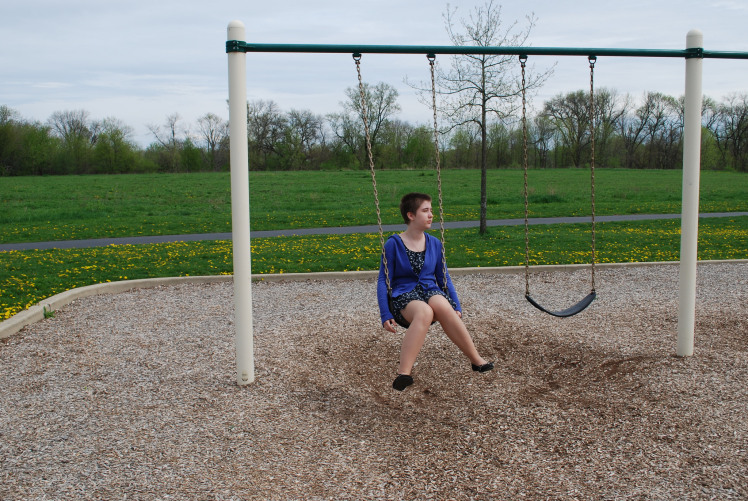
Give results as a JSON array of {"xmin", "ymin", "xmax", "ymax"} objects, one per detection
[
  {"xmin": 3, "ymin": 1, "xmax": 747, "ymax": 178},
  {"xmin": 0, "ymin": 107, "xmax": 229, "ymax": 176},
  {"xmin": 2, "ymin": 89, "xmax": 747, "ymax": 176}
]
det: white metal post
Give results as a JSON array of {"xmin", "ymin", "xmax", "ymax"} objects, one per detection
[
  {"xmin": 677, "ymin": 29, "xmax": 703, "ymax": 357},
  {"xmin": 227, "ymin": 20, "xmax": 254, "ymax": 384}
]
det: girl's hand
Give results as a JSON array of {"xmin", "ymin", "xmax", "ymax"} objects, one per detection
[
  {"xmin": 456, "ymin": 311, "xmax": 462, "ymax": 319},
  {"xmin": 383, "ymin": 319, "xmax": 398, "ymax": 333}
]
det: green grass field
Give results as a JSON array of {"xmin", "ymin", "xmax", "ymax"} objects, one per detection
[
  {"xmin": 2, "ymin": 169, "xmax": 746, "ymax": 243},
  {"xmin": 1, "ymin": 169, "xmax": 747, "ymax": 320}
]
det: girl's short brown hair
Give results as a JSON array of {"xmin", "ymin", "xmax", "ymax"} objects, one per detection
[{"xmin": 400, "ymin": 192, "xmax": 432, "ymax": 224}]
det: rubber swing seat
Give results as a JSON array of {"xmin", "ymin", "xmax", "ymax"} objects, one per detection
[{"xmin": 525, "ymin": 291, "xmax": 596, "ymax": 318}]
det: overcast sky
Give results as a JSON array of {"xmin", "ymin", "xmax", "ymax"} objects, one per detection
[{"xmin": 3, "ymin": 0, "xmax": 747, "ymax": 146}]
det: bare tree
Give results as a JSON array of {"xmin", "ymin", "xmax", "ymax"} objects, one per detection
[
  {"xmin": 326, "ymin": 111, "xmax": 360, "ymax": 166},
  {"xmin": 542, "ymin": 88, "xmax": 623, "ymax": 168},
  {"xmin": 48, "ymin": 109, "xmax": 92, "ymax": 144},
  {"xmin": 700, "ymin": 96, "xmax": 720, "ymax": 132},
  {"xmin": 619, "ymin": 94, "xmax": 648, "ymax": 168},
  {"xmin": 542, "ymin": 90, "xmax": 590, "ymax": 167},
  {"xmin": 288, "ymin": 110, "xmax": 323, "ymax": 151},
  {"xmin": 434, "ymin": 1, "xmax": 551, "ymax": 233},
  {"xmin": 148, "ymin": 113, "xmax": 184, "ymax": 171},
  {"xmin": 640, "ymin": 92, "xmax": 681, "ymax": 169},
  {"xmin": 247, "ymin": 100, "xmax": 286, "ymax": 169},
  {"xmin": 48, "ymin": 109, "xmax": 94, "ymax": 172},
  {"xmin": 532, "ymin": 114, "xmax": 555, "ymax": 168},
  {"xmin": 593, "ymin": 89, "xmax": 626, "ymax": 166},
  {"xmin": 710, "ymin": 93, "xmax": 748, "ymax": 172},
  {"xmin": 197, "ymin": 113, "xmax": 229, "ymax": 171},
  {"xmin": 328, "ymin": 82, "xmax": 400, "ymax": 168},
  {"xmin": 148, "ymin": 113, "xmax": 182, "ymax": 148},
  {"xmin": 282, "ymin": 109, "xmax": 325, "ymax": 169}
]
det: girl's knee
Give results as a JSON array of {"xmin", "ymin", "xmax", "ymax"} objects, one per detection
[
  {"xmin": 428, "ymin": 295, "xmax": 455, "ymax": 319},
  {"xmin": 404, "ymin": 301, "xmax": 434, "ymax": 325},
  {"xmin": 415, "ymin": 306, "xmax": 435, "ymax": 325}
]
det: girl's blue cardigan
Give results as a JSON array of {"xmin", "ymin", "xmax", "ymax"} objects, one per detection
[{"xmin": 376, "ymin": 233, "xmax": 462, "ymax": 324}]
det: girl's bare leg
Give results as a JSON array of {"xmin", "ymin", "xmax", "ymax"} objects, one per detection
[
  {"xmin": 397, "ymin": 301, "xmax": 434, "ymax": 375},
  {"xmin": 428, "ymin": 295, "xmax": 488, "ymax": 367}
]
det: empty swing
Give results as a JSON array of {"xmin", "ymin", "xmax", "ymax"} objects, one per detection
[
  {"xmin": 520, "ymin": 55, "xmax": 597, "ymax": 317},
  {"xmin": 354, "ymin": 53, "xmax": 450, "ymax": 328}
]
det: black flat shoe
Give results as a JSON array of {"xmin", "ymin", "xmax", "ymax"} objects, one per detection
[
  {"xmin": 472, "ymin": 362, "xmax": 494, "ymax": 373},
  {"xmin": 392, "ymin": 374, "xmax": 414, "ymax": 391}
]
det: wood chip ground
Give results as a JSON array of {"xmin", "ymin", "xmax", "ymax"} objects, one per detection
[{"xmin": 1, "ymin": 263, "xmax": 746, "ymax": 500}]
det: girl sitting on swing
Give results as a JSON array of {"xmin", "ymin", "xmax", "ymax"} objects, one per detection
[{"xmin": 377, "ymin": 192, "xmax": 494, "ymax": 391}]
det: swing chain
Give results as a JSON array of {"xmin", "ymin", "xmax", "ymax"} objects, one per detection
[
  {"xmin": 520, "ymin": 55, "xmax": 531, "ymax": 297},
  {"xmin": 428, "ymin": 54, "xmax": 449, "ymax": 293},
  {"xmin": 354, "ymin": 53, "xmax": 392, "ymax": 295},
  {"xmin": 588, "ymin": 55, "xmax": 597, "ymax": 292}
]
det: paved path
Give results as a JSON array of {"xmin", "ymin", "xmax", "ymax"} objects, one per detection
[{"xmin": 1, "ymin": 212, "xmax": 746, "ymax": 252}]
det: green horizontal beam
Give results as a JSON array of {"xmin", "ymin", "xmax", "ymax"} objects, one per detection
[{"xmin": 226, "ymin": 41, "xmax": 748, "ymax": 59}]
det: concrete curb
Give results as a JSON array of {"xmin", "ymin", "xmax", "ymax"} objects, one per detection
[{"xmin": 2, "ymin": 259, "xmax": 746, "ymax": 341}]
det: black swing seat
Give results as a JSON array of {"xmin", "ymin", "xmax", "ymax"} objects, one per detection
[{"xmin": 525, "ymin": 291, "xmax": 596, "ymax": 318}]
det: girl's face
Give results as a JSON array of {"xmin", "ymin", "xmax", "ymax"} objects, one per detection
[{"xmin": 408, "ymin": 200, "xmax": 433, "ymax": 229}]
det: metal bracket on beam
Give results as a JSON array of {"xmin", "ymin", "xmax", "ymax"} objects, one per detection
[
  {"xmin": 226, "ymin": 40, "xmax": 246, "ymax": 53},
  {"xmin": 685, "ymin": 47, "xmax": 704, "ymax": 59}
]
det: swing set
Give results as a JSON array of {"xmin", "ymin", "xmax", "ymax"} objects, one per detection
[{"xmin": 226, "ymin": 21, "xmax": 747, "ymax": 385}]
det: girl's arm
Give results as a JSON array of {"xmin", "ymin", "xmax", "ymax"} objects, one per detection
[
  {"xmin": 434, "ymin": 238, "xmax": 462, "ymax": 312},
  {"xmin": 377, "ymin": 238, "xmax": 396, "ymax": 324}
]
